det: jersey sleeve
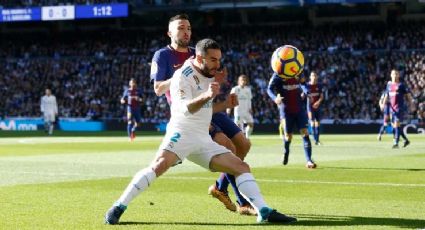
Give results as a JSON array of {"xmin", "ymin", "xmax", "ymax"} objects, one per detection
[
  {"xmin": 267, "ymin": 74, "xmax": 279, "ymax": 101},
  {"xmin": 230, "ymin": 87, "xmax": 236, "ymax": 94},
  {"xmin": 121, "ymin": 89, "xmax": 128, "ymax": 100},
  {"xmin": 150, "ymin": 50, "xmax": 168, "ymax": 82}
]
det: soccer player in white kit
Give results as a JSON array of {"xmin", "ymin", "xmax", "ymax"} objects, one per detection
[
  {"xmin": 40, "ymin": 88, "xmax": 58, "ymax": 135},
  {"xmin": 229, "ymin": 74, "xmax": 254, "ymax": 139},
  {"xmin": 105, "ymin": 39, "xmax": 296, "ymax": 225}
]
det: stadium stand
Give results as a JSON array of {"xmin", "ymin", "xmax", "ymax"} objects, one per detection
[{"xmin": 1, "ymin": 21, "xmax": 424, "ymax": 124}]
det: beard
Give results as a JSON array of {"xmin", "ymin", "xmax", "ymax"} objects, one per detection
[
  {"xmin": 175, "ymin": 38, "xmax": 189, "ymax": 48},
  {"xmin": 200, "ymin": 65, "xmax": 216, "ymax": 78}
]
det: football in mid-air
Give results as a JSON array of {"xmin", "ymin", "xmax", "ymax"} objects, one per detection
[{"xmin": 271, "ymin": 45, "xmax": 304, "ymax": 79}]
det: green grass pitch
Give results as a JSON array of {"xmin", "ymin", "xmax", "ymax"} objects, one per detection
[{"xmin": 0, "ymin": 132, "xmax": 424, "ymax": 229}]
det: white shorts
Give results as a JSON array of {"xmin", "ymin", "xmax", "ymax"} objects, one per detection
[
  {"xmin": 43, "ymin": 113, "xmax": 56, "ymax": 122},
  {"xmin": 234, "ymin": 112, "xmax": 254, "ymax": 125},
  {"xmin": 158, "ymin": 129, "xmax": 230, "ymax": 170}
]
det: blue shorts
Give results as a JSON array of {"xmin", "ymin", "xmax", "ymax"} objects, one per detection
[
  {"xmin": 307, "ymin": 109, "xmax": 321, "ymax": 122},
  {"xmin": 391, "ymin": 110, "xmax": 404, "ymax": 123},
  {"xmin": 211, "ymin": 112, "xmax": 241, "ymax": 139},
  {"xmin": 209, "ymin": 122, "xmax": 222, "ymax": 139},
  {"xmin": 127, "ymin": 108, "xmax": 141, "ymax": 123},
  {"xmin": 281, "ymin": 111, "xmax": 309, "ymax": 134}
]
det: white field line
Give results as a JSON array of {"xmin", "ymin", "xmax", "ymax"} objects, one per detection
[
  {"xmin": 2, "ymin": 171, "xmax": 425, "ymax": 188},
  {"xmin": 0, "ymin": 137, "xmax": 163, "ymax": 145},
  {"xmin": 162, "ymin": 176, "xmax": 425, "ymax": 188}
]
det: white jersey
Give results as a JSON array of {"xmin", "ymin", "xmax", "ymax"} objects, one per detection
[
  {"xmin": 231, "ymin": 85, "xmax": 252, "ymax": 115},
  {"xmin": 40, "ymin": 95, "xmax": 58, "ymax": 115},
  {"xmin": 168, "ymin": 59, "xmax": 214, "ymax": 134}
]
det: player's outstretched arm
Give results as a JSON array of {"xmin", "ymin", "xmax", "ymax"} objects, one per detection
[{"xmin": 154, "ymin": 79, "xmax": 172, "ymax": 96}]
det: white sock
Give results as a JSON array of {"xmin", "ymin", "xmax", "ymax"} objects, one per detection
[
  {"xmin": 48, "ymin": 123, "xmax": 54, "ymax": 135},
  {"xmin": 245, "ymin": 126, "xmax": 252, "ymax": 139},
  {"xmin": 117, "ymin": 167, "xmax": 157, "ymax": 206},
  {"xmin": 236, "ymin": 173, "xmax": 267, "ymax": 213}
]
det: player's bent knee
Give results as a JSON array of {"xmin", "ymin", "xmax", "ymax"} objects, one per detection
[
  {"xmin": 232, "ymin": 133, "xmax": 251, "ymax": 160},
  {"xmin": 150, "ymin": 151, "xmax": 179, "ymax": 177},
  {"xmin": 233, "ymin": 161, "xmax": 251, "ymax": 176}
]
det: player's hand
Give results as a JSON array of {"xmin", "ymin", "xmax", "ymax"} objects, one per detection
[
  {"xmin": 226, "ymin": 93, "xmax": 239, "ymax": 108},
  {"xmin": 214, "ymin": 68, "xmax": 228, "ymax": 84},
  {"xmin": 206, "ymin": 82, "xmax": 220, "ymax": 99},
  {"xmin": 313, "ymin": 102, "xmax": 320, "ymax": 109},
  {"xmin": 274, "ymin": 94, "xmax": 283, "ymax": 105},
  {"xmin": 120, "ymin": 99, "xmax": 126, "ymax": 104}
]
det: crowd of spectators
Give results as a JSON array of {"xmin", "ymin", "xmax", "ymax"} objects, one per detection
[{"xmin": 1, "ymin": 21, "xmax": 424, "ymax": 124}]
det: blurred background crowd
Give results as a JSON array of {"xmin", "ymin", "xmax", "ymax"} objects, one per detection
[{"xmin": 1, "ymin": 2, "xmax": 424, "ymax": 125}]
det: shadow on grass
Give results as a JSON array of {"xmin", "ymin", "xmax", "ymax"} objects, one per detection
[
  {"xmin": 323, "ymin": 166, "xmax": 425, "ymax": 172},
  {"xmin": 118, "ymin": 222, "xmax": 259, "ymax": 226},
  {"xmin": 292, "ymin": 214, "xmax": 425, "ymax": 228},
  {"xmin": 119, "ymin": 214, "xmax": 425, "ymax": 228}
]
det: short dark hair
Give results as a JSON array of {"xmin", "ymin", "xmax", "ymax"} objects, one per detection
[
  {"xmin": 195, "ymin": 38, "xmax": 220, "ymax": 56},
  {"xmin": 169, "ymin": 14, "xmax": 189, "ymax": 24}
]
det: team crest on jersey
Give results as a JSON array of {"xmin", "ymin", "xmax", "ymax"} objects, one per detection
[
  {"xmin": 178, "ymin": 89, "xmax": 186, "ymax": 99},
  {"xmin": 151, "ymin": 61, "xmax": 158, "ymax": 75}
]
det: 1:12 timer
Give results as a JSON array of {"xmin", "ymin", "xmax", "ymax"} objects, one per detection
[{"xmin": 93, "ymin": 6, "xmax": 112, "ymax": 16}]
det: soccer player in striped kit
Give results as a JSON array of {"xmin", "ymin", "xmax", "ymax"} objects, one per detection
[
  {"xmin": 306, "ymin": 71, "xmax": 324, "ymax": 145},
  {"xmin": 121, "ymin": 78, "xmax": 143, "ymax": 141},
  {"xmin": 267, "ymin": 73, "xmax": 317, "ymax": 168},
  {"xmin": 381, "ymin": 69, "xmax": 414, "ymax": 148}
]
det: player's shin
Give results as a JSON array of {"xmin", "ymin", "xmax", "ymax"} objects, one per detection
[
  {"xmin": 394, "ymin": 127, "xmax": 400, "ymax": 144},
  {"xmin": 314, "ymin": 126, "xmax": 320, "ymax": 142},
  {"xmin": 216, "ymin": 173, "xmax": 230, "ymax": 191},
  {"xmin": 225, "ymin": 174, "xmax": 250, "ymax": 206},
  {"xmin": 302, "ymin": 135, "xmax": 312, "ymax": 161},
  {"xmin": 117, "ymin": 167, "xmax": 157, "ymax": 206},
  {"xmin": 48, "ymin": 122, "xmax": 54, "ymax": 135},
  {"xmin": 236, "ymin": 173, "xmax": 268, "ymax": 213}
]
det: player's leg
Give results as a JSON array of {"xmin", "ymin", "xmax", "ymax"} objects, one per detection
[
  {"xmin": 244, "ymin": 113, "xmax": 254, "ymax": 139},
  {"xmin": 378, "ymin": 114, "xmax": 389, "ymax": 141},
  {"xmin": 297, "ymin": 111, "xmax": 315, "ymax": 168},
  {"xmin": 106, "ymin": 130, "xmax": 193, "ymax": 224},
  {"xmin": 307, "ymin": 111, "xmax": 316, "ymax": 142},
  {"xmin": 126, "ymin": 111, "xmax": 133, "ymax": 140},
  {"xmin": 211, "ymin": 113, "xmax": 254, "ymax": 215},
  {"xmin": 205, "ymin": 151, "xmax": 296, "ymax": 223},
  {"xmin": 43, "ymin": 114, "xmax": 49, "ymax": 133},
  {"xmin": 130, "ymin": 110, "xmax": 142, "ymax": 140},
  {"xmin": 105, "ymin": 149, "xmax": 179, "ymax": 225},
  {"xmin": 47, "ymin": 113, "xmax": 55, "ymax": 135},
  {"xmin": 209, "ymin": 129, "xmax": 237, "ymax": 212},
  {"xmin": 396, "ymin": 113, "xmax": 410, "ymax": 147},
  {"xmin": 282, "ymin": 114, "xmax": 294, "ymax": 165},
  {"xmin": 313, "ymin": 111, "xmax": 321, "ymax": 145}
]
